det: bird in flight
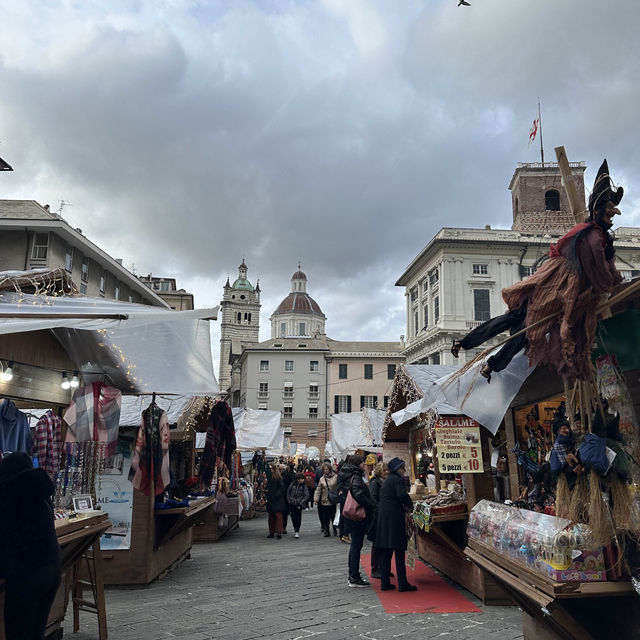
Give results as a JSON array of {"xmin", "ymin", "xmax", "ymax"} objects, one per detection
[{"xmin": 458, "ymin": 0, "xmax": 471, "ymax": 6}]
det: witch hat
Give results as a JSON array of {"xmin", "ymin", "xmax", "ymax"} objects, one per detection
[{"xmin": 588, "ymin": 159, "xmax": 623, "ymax": 218}]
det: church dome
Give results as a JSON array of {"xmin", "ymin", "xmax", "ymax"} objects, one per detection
[
  {"xmin": 232, "ymin": 277, "xmax": 254, "ymax": 292},
  {"xmin": 292, "ymin": 270, "xmax": 307, "ymax": 280},
  {"xmin": 274, "ymin": 292, "xmax": 325, "ymax": 317}
]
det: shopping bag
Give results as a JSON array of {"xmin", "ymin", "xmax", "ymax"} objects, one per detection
[{"xmin": 333, "ymin": 504, "xmax": 341, "ymax": 527}]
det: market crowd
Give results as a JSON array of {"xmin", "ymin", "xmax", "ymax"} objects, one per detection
[{"xmin": 264, "ymin": 453, "xmax": 417, "ymax": 591}]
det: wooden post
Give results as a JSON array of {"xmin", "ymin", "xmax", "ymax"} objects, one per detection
[{"xmin": 555, "ymin": 146, "xmax": 584, "ymax": 224}]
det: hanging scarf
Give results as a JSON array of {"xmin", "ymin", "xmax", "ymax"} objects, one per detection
[
  {"xmin": 198, "ymin": 400, "xmax": 236, "ymax": 487},
  {"xmin": 128, "ymin": 404, "xmax": 170, "ymax": 496}
]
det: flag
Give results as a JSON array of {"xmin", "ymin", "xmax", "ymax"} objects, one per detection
[{"xmin": 528, "ymin": 117, "xmax": 539, "ymax": 146}]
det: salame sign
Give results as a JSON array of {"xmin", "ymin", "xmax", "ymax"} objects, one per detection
[{"xmin": 436, "ymin": 416, "xmax": 484, "ymax": 474}]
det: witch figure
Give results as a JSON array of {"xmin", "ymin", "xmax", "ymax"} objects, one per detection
[{"xmin": 452, "ymin": 159, "xmax": 623, "ymax": 382}]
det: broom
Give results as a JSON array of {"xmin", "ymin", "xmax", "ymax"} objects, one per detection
[{"xmin": 569, "ymin": 472, "xmax": 590, "ymax": 524}]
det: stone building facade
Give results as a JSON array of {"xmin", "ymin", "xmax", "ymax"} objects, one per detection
[{"xmin": 138, "ymin": 274, "xmax": 194, "ymax": 310}]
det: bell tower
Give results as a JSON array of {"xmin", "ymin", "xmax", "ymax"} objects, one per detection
[
  {"xmin": 218, "ymin": 260, "xmax": 261, "ymax": 395},
  {"xmin": 509, "ymin": 161, "xmax": 586, "ymax": 234}
]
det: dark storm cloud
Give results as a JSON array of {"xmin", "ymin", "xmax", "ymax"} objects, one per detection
[{"xmin": 1, "ymin": 0, "xmax": 640, "ymax": 372}]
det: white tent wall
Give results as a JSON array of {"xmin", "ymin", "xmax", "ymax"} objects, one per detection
[{"xmin": 330, "ymin": 408, "xmax": 387, "ymax": 460}]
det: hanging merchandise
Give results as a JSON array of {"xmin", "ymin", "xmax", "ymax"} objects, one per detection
[
  {"xmin": 0, "ymin": 398, "xmax": 32, "ymax": 456},
  {"xmin": 128, "ymin": 403, "xmax": 170, "ymax": 496},
  {"xmin": 53, "ymin": 441, "xmax": 107, "ymax": 507},
  {"xmin": 252, "ymin": 451, "xmax": 268, "ymax": 512},
  {"xmin": 32, "ymin": 410, "xmax": 62, "ymax": 479},
  {"xmin": 198, "ymin": 400, "xmax": 236, "ymax": 488},
  {"xmin": 64, "ymin": 382, "xmax": 122, "ymax": 455}
]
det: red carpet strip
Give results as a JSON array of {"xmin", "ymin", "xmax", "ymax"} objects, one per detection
[{"xmin": 360, "ymin": 553, "xmax": 482, "ymax": 614}]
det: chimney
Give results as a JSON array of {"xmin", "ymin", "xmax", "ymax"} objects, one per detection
[
  {"xmin": 115, "ymin": 258, "xmax": 123, "ymax": 265},
  {"xmin": 484, "ymin": 224, "xmax": 491, "ymax": 230}
]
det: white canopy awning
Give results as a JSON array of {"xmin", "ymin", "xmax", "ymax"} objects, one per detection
[
  {"xmin": 231, "ymin": 408, "xmax": 283, "ymax": 453},
  {"xmin": 392, "ymin": 351, "xmax": 535, "ymax": 435},
  {"xmin": 331, "ymin": 408, "xmax": 387, "ymax": 460},
  {"xmin": 0, "ymin": 291, "xmax": 219, "ymax": 395}
]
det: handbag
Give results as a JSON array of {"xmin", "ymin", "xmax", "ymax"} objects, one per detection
[
  {"xmin": 325, "ymin": 477, "xmax": 340, "ymax": 505},
  {"xmin": 342, "ymin": 477, "xmax": 366, "ymax": 521}
]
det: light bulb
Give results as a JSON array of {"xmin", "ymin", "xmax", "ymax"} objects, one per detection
[
  {"xmin": 1, "ymin": 361, "xmax": 13, "ymax": 382},
  {"xmin": 70, "ymin": 371, "xmax": 80, "ymax": 388},
  {"xmin": 61, "ymin": 372, "xmax": 71, "ymax": 390}
]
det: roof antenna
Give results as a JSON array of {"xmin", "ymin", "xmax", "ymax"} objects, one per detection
[{"xmin": 57, "ymin": 199, "xmax": 72, "ymax": 217}]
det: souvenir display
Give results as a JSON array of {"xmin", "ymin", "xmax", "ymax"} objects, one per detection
[
  {"xmin": 467, "ymin": 500, "xmax": 607, "ymax": 582},
  {"xmin": 53, "ymin": 441, "xmax": 107, "ymax": 508}
]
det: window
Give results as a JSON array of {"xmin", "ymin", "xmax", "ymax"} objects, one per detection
[
  {"xmin": 431, "ymin": 353, "xmax": 441, "ymax": 365},
  {"xmin": 423, "ymin": 280, "xmax": 429, "ymax": 294},
  {"xmin": 473, "ymin": 289, "xmax": 491, "ymax": 322},
  {"xmin": 237, "ymin": 312, "xmax": 242, "ymax": 323},
  {"xmin": 521, "ymin": 265, "xmax": 535, "ymax": 278},
  {"xmin": 259, "ymin": 360, "xmax": 269, "ymax": 372},
  {"xmin": 80, "ymin": 283, "xmax": 87, "ymax": 294},
  {"xmin": 429, "ymin": 268, "xmax": 439, "ymax": 286},
  {"xmin": 383, "ymin": 396, "xmax": 390, "ymax": 408},
  {"xmin": 413, "ymin": 310, "xmax": 418, "ymax": 336},
  {"xmin": 309, "ymin": 360, "xmax": 319, "ymax": 372},
  {"xmin": 114, "ymin": 282, "xmax": 120, "ymax": 300},
  {"xmin": 309, "ymin": 384, "xmax": 319, "ymax": 398},
  {"xmin": 472, "ymin": 263, "xmax": 488, "ymax": 275},
  {"xmin": 387, "ymin": 364, "xmax": 396, "ymax": 380},
  {"xmin": 153, "ymin": 282, "xmax": 160, "ymax": 290},
  {"xmin": 31, "ymin": 233, "xmax": 49, "ymax": 260},
  {"xmin": 434, "ymin": 296, "xmax": 440, "ymax": 323},
  {"xmin": 64, "ymin": 246, "xmax": 73, "ymax": 272},
  {"xmin": 128, "ymin": 295, "xmax": 133, "ymax": 303},
  {"xmin": 81, "ymin": 257, "xmax": 89, "ymax": 282},
  {"xmin": 299, "ymin": 322, "xmax": 306, "ymax": 336},
  {"xmin": 423, "ymin": 304, "xmax": 429, "ymax": 329},
  {"xmin": 160, "ymin": 281, "xmax": 171, "ymax": 292},
  {"xmin": 284, "ymin": 360, "xmax": 294, "ymax": 372},
  {"xmin": 338, "ymin": 364, "xmax": 347, "ymax": 379},
  {"xmin": 545, "ymin": 189, "xmax": 560, "ymax": 211},
  {"xmin": 280, "ymin": 322, "xmax": 286, "ymax": 337},
  {"xmin": 258, "ymin": 382, "xmax": 269, "ymax": 398},
  {"xmin": 297, "ymin": 343, "xmax": 307, "ymax": 348},
  {"xmin": 283, "ymin": 427, "xmax": 293, "ymax": 435},
  {"xmin": 334, "ymin": 395, "xmax": 351, "ymax": 413},
  {"xmin": 364, "ymin": 364, "xmax": 373, "ymax": 380},
  {"xmin": 99, "ymin": 270, "xmax": 106, "ymax": 293},
  {"xmin": 258, "ymin": 402, "xmax": 268, "ymax": 410},
  {"xmin": 283, "ymin": 382, "xmax": 294, "ymax": 399},
  {"xmin": 283, "ymin": 404, "xmax": 293, "ymax": 419},
  {"xmin": 308, "ymin": 425, "xmax": 318, "ymax": 435},
  {"xmin": 410, "ymin": 287, "xmax": 418, "ymax": 302},
  {"xmin": 360, "ymin": 395, "xmax": 377, "ymax": 409}
]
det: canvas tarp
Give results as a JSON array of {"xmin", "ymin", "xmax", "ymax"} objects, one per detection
[
  {"xmin": 392, "ymin": 351, "xmax": 535, "ymax": 435},
  {"xmin": 231, "ymin": 408, "xmax": 283, "ymax": 453},
  {"xmin": 331, "ymin": 408, "xmax": 386, "ymax": 460},
  {"xmin": 0, "ymin": 291, "xmax": 218, "ymax": 395}
]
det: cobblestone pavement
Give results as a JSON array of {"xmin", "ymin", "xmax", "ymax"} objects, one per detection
[{"xmin": 65, "ymin": 509, "xmax": 523, "ymax": 639}]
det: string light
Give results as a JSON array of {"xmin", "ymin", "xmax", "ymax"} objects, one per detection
[
  {"xmin": 61, "ymin": 372, "xmax": 71, "ymax": 390},
  {"xmin": 70, "ymin": 371, "xmax": 80, "ymax": 388},
  {"xmin": 1, "ymin": 361, "xmax": 13, "ymax": 382}
]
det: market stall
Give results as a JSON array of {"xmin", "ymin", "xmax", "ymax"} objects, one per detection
[
  {"xmin": 330, "ymin": 407, "xmax": 386, "ymax": 461},
  {"xmin": 385, "ymin": 364, "xmax": 512, "ymax": 604}
]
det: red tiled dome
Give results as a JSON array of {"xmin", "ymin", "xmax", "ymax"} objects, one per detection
[
  {"xmin": 292, "ymin": 270, "xmax": 307, "ymax": 280},
  {"xmin": 274, "ymin": 292, "xmax": 324, "ymax": 317}
]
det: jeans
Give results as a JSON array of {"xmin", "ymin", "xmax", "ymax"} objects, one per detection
[
  {"xmin": 318, "ymin": 503, "xmax": 336, "ymax": 532},
  {"xmin": 348, "ymin": 522, "xmax": 366, "ymax": 580},
  {"xmin": 4, "ymin": 560, "xmax": 61, "ymax": 640},
  {"xmin": 268, "ymin": 512, "xmax": 283, "ymax": 535},
  {"xmin": 289, "ymin": 506, "xmax": 302, "ymax": 532},
  {"xmin": 460, "ymin": 300, "xmax": 528, "ymax": 372},
  {"xmin": 379, "ymin": 548, "xmax": 408, "ymax": 587}
]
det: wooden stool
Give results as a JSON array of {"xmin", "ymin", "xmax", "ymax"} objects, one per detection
[{"xmin": 71, "ymin": 540, "xmax": 107, "ymax": 640}]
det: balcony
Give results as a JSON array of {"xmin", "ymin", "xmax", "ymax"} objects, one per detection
[
  {"xmin": 465, "ymin": 320, "xmax": 484, "ymax": 330},
  {"xmin": 258, "ymin": 391, "xmax": 269, "ymax": 399},
  {"xmin": 283, "ymin": 391, "xmax": 294, "ymax": 399},
  {"xmin": 308, "ymin": 391, "xmax": 319, "ymax": 399}
]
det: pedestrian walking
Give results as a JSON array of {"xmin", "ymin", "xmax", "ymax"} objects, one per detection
[
  {"xmin": 286, "ymin": 473, "xmax": 308, "ymax": 538},
  {"xmin": 337, "ymin": 454, "xmax": 376, "ymax": 587},
  {"xmin": 303, "ymin": 465, "xmax": 316, "ymax": 510},
  {"xmin": 375, "ymin": 458, "xmax": 417, "ymax": 592},
  {"xmin": 314, "ymin": 462, "xmax": 338, "ymax": 537},
  {"xmin": 367, "ymin": 461, "xmax": 390, "ymax": 578},
  {"xmin": 0, "ymin": 452, "xmax": 62, "ymax": 640},
  {"xmin": 266, "ymin": 464, "xmax": 286, "ymax": 539},
  {"xmin": 280, "ymin": 463, "xmax": 294, "ymax": 534}
]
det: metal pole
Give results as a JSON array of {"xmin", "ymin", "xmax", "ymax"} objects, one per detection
[{"xmin": 538, "ymin": 98, "xmax": 544, "ymax": 165}]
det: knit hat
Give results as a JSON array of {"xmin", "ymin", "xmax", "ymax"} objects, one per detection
[
  {"xmin": 365, "ymin": 453, "xmax": 377, "ymax": 465},
  {"xmin": 388, "ymin": 457, "xmax": 406, "ymax": 473}
]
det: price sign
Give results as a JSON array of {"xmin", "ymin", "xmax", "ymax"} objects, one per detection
[{"xmin": 436, "ymin": 416, "xmax": 484, "ymax": 474}]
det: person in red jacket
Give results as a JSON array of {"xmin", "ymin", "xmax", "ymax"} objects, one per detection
[
  {"xmin": 452, "ymin": 159, "xmax": 623, "ymax": 383},
  {"xmin": 303, "ymin": 465, "xmax": 316, "ymax": 510}
]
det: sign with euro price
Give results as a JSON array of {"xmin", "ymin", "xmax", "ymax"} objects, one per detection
[{"xmin": 436, "ymin": 416, "xmax": 484, "ymax": 474}]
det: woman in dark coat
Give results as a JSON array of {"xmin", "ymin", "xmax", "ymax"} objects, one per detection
[
  {"xmin": 375, "ymin": 457, "xmax": 417, "ymax": 591},
  {"xmin": 0, "ymin": 452, "xmax": 62, "ymax": 639},
  {"xmin": 367, "ymin": 461, "xmax": 389, "ymax": 579},
  {"xmin": 337, "ymin": 454, "xmax": 376, "ymax": 587},
  {"xmin": 266, "ymin": 464, "xmax": 286, "ymax": 539}
]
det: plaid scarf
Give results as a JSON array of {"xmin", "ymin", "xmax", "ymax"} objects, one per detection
[{"xmin": 199, "ymin": 400, "xmax": 236, "ymax": 487}]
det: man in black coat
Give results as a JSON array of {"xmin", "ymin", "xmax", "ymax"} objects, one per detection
[
  {"xmin": 337, "ymin": 454, "xmax": 376, "ymax": 587},
  {"xmin": 0, "ymin": 452, "xmax": 62, "ymax": 639},
  {"xmin": 375, "ymin": 457, "xmax": 417, "ymax": 591}
]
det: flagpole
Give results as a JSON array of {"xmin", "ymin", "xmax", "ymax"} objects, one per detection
[{"xmin": 538, "ymin": 97, "xmax": 544, "ymax": 165}]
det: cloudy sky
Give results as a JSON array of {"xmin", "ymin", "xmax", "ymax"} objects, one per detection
[{"xmin": 2, "ymin": 0, "xmax": 639, "ymax": 375}]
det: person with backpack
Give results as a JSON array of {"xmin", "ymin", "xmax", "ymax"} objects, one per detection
[
  {"xmin": 286, "ymin": 473, "xmax": 308, "ymax": 538},
  {"xmin": 314, "ymin": 462, "xmax": 338, "ymax": 537}
]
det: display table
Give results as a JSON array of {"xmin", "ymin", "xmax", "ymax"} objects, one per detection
[
  {"xmin": 156, "ymin": 496, "xmax": 218, "ymax": 547},
  {"xmin": 415, "ymin": 511, "xmax": 512, "ymax": 605},
  {"xmin": 465, "ymin": 539, "xmax": 638, "ymax": 640}
]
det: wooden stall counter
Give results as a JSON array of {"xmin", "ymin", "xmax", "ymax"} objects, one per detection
[
  {"xmin": 415, "ymin": 510, "xmax": 512, "ymax": 606},
  {"xmin": 156, "ymin": 496, "xmax": 216, "ymax": 547},
  {"xmin": 465, "ymin": 539, "xmax": 638, "ymax": 640}
]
